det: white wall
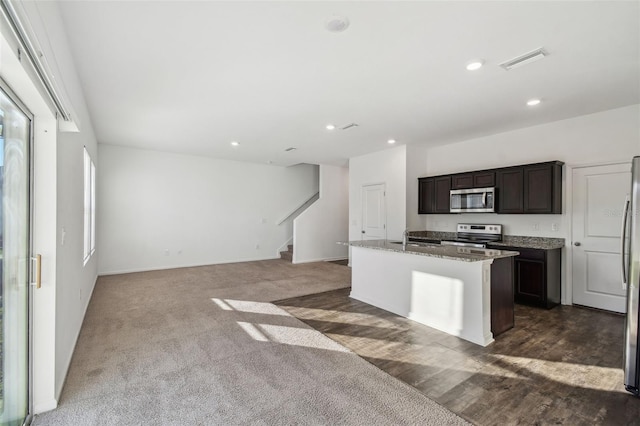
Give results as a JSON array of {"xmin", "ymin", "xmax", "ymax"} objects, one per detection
[
  {"xmin": 426, "ymin": 105, "xmax": 640, "ymax": 177},
  {"xmin": 28, "ymin": 2, "xmax": 100, "ymax": 402},
  {"xmin": 2, "ymin": 1, "xmax": 100, "ymax": 411},
  {"xmin": 293, "ymin": 165, "xmax": 349, "ymax": 263},
  {"xmin": 424, "ymin": 104, "xmax": 640, "ymax": 236},
  {"xmin": 349, "ymin": 145, "xmax": 407, "ymax": 242},
  {"xmin": 406, "ymin": 144, "xmax": 428, "ymax": 231},
  {"xmin": 97, "ymin": 145, "xmax": 319, "ymax": 274}
]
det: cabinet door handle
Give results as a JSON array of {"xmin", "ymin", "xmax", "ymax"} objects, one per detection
[{"xmin": 574, "ymin": 242, "xmax": 581, "ymax": 247}]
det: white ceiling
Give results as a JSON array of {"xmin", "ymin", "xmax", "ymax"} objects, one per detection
[{"xmin": 57, "ymin": 1, "xmax": 639, "ymax": 167}]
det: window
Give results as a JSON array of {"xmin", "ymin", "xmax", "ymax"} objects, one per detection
[{"xmin": 83, "ymin": 147, "xmax": 96, "ymax": 265}]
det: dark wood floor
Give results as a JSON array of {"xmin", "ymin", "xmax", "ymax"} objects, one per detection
[{"xmin": 275, "ymin": 287, "xmax": 640, "ymax": 425}]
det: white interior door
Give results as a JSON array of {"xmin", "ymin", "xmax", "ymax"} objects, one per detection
[
  {"xmin": 361, "ymin": 184, "xmax": 386, "ymax": 240},
  {"xmin": 572, "ymin": 163, "xmax": 631, "ymax": 313}
]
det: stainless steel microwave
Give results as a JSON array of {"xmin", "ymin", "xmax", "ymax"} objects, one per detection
[{"xmin": 450, "ymin": 187, "xmax": 496, "ymax": 213}]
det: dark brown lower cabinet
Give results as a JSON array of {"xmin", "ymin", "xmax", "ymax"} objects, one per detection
[
  {"xmin": 490, "ymin": 256, "xmax": 515, "ymax": 337},
  {"xmin": 489, "ymin": 245, "xmax": 561, "ymax": 309}
]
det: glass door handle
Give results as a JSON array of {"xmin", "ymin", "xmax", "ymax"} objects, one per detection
[{"xmin": 31, "ymin": 254, "xmax": 42, "ymax": 289}]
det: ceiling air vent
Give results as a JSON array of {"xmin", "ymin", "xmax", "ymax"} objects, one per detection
[
  {"xmin": 340, "ymin": 123, "xmax": 359, "ymax": 130},
  {"xmin": 499, "ymin": 48, "xmax": 547, "ymax": 71},
  {"xmin": 285, "ymin": 147, "xmax": 297, "ymax": 152}
]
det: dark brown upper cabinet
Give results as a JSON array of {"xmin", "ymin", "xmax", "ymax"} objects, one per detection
[
  {"xmin": 451, "ymin": 173, "xmax": 474, "ymax": 189},
  {"xmin": 497, "ymin": 167, "xmax": 524, "ymax": 213},
  {"xmin": 418, "ymin": 176, "xmax": 451, "ymax": 214},
  {"xmin": 418, "ymin": 178, "xmax": 435, "ymax": 214},
  {"xmin": 523, "ymin": 162, "xmax": 563, "ymax": 214},
  {"xmin": 451, "ymin": 171, "xmax": 495, "ymax": 190},
  {"xmin": 434, "ymin": 176, "xmax": 451, "ymax": 213},
  {"xmin": 474, "ymin": 171, "xmax": 495, "ymax": 188},
  {"xmin": 418, "ymin": 161, "xmax": 563, "ymax": 215}
]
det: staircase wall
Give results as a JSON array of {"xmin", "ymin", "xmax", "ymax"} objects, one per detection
[
  {"xmin": 98, "ymin": 145, "xmax": 319, "ymax": 274},
  {"xmin": 292, "ymin": 165, "xmax": 349, "ymax": 263}
]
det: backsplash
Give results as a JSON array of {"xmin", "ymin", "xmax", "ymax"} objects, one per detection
[
  {"xmin": 408, "ymin": 230, "xmax": 565, "ymax": 249},
  {"xmin": 423, "ymin": 213, "xmax": 566, "ymax": 238}
]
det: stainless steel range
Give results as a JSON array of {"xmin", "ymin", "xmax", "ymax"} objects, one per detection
[{"xmin": 441, "ymin": 223, "xmax": 502, "ymax": 248}]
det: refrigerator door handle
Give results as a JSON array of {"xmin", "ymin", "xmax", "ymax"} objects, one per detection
[{"xmin": 621, "ymin": 195, "xmax": 631, "ymax": 288}]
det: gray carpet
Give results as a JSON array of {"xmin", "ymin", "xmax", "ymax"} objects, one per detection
[{"xmin": 33, "ymin": 259, "xmax": 469, "ymax": 425}]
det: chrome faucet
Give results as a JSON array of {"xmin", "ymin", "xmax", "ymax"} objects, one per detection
[{"xmin": 402, "ymin": 229, "xmax": 410, "ymax": 248}]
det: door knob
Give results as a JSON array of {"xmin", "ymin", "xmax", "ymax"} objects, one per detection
[
  {"xmin": 574, "ymin": 242, "xmax": 581, "ymax": 246},
  {"xmin": 361, "ymin": 230, "xmax": 365, "ymax": 234}
]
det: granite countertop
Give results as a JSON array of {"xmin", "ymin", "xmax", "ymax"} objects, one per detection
[
  {"xmin": 487, "ymin": 235, "xmax": 565, "ymax": 250},
  {"xmin": 343, "ymin": 239, "xmax": 519, "ymax": 262},
  {"xmin": 408, "ymin": 231, "xmax": 565, "ymax": 250}
]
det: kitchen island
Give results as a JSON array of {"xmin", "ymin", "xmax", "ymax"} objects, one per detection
[{"xmin": 346, "ymin": 240, "xmax": 519, "ymax": 346}]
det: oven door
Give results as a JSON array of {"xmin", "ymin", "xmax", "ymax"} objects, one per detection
[{"xmin": 450, "ymin": 187, "xmax": 495, "ymax": 213}]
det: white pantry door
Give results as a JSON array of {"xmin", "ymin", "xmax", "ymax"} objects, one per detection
[
  {"xmin": 361, "ymin": 184, "xmax": 386, "ymax": 240},
  {"xmin": 572, "ymin": 163, "xmax": 631, "ymax": 313}
]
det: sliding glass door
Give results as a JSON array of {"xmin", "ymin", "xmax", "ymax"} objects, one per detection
[{"xmin": 0, "ymin": 84, "xmax": 31, "ymax": 425}]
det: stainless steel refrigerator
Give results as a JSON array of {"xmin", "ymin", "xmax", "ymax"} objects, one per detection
[{"xmin": 623, "ymin": 156, "xmax": 640, "ymax": 395}]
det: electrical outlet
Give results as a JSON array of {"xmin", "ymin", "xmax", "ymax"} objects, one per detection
[
  {"xmin": 533, "ymin": 223, "xmax": 539, "ymax": 231},
  {"xmin": 177, "ymin": 249, "xmax": 182, "ymax": 255},
  {"xmin": 164, "ymin": 249, "xmax": 170, "ymax": 256},
  {"xmin": 255, "ymin": 244, "xmax": 260, "ymax": 250},
  {"xmin": 551, "ymin": 223, "xmax": 559, "ymax": 232}
]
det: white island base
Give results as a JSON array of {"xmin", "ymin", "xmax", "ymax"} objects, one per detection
[{"xmin": 350, "ymin": 245, "xmax": 498, "ymax": 346}]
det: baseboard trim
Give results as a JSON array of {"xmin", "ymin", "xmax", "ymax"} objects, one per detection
[
  {"xmin": 293, "ymin": 256, "xmax": 349, "ymax": 264},
  {"xmin": 34, "ymin": 398, "xmax": 57, "ymax": 414},
  {"xmin": 98, "ymin": 256, "xmax": 281, "ymax": 276}
]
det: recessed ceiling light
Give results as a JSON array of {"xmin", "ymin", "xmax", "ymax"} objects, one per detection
[
  {"xmin": 466, "ymin": 60, "xmax": 484, "ymax": 71},
  {"xmin": 325, "ymin": 15, "xmax": 350, "ymax": 33},
  {"xmin": 230, "ymin": 141, "xmax": 239, "ymax": 146},
  {"xmin": 388, "ymin": 139, "xmax": 396, "ymax": 144},
  {"xmin": 326, "ymin": 124, "xmax": 335, "ymax": 130},
  {"xmin": 527, "ymin": 99, "xmax": 541, "ymax": 106}
]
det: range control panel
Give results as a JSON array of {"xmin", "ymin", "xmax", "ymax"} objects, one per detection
[{"xmin": 456, "ymin": 224, "xmax": 502, "ymax": 235}]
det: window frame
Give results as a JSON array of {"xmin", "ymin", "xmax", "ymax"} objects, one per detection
[{"xmin": 83, "ymin": 147, "xmax": 96, "ymax": 265}]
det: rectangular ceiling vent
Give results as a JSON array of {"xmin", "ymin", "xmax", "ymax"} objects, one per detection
[
  {"xmin": 340, "ymin": 123, "xmax": 359, "ymax": 130},
  {"xmin": 285, "ymin": 147, "xmax": 297, "ymax": 152},
  {"xmin": 500, "ymin": 48, "xmax": 547, "ymax": 71}
]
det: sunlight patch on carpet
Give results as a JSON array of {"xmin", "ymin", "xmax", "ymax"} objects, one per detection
[
  {"xmin": 212, "ymin": 298, "xmax": 292, "ymax": 316},
  {"xmin": 237, "ymin": 321, "xmax": 269, "ymax": 342},
  {"xmin": 236, "ymin": 320, "xmax": 350, "ymax": 352}
]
